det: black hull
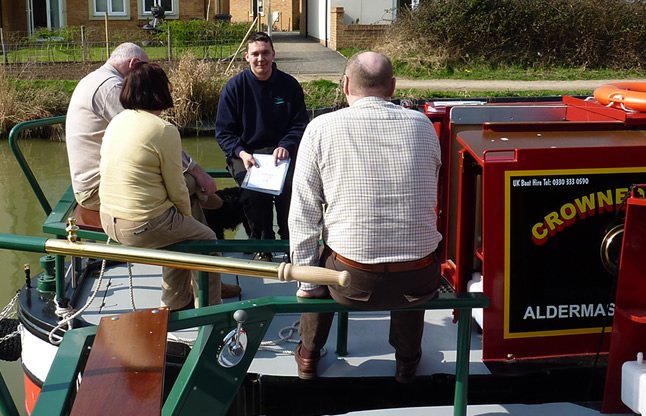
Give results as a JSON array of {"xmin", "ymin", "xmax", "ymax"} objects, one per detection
[{"xmin": 229, "ymin": 365, "xmax": 607, "ymax": 416}]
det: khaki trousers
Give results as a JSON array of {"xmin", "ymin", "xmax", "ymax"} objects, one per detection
[
  {"xmin": 74, "ymin": 188, "xmax": 101, "ymax": 211},
  {"xmin": 100, "ymin": 206, "xmax": 221, "ymax": 310}
]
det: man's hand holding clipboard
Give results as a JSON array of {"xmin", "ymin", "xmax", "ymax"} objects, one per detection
[{"xmin": 241, "ymin": 154, "xmax": 291, "ymax": 195}]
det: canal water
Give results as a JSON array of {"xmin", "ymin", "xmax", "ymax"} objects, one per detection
[{"xmin": 0, "ymin": 134, "xmax": 226, "ymax": 415}]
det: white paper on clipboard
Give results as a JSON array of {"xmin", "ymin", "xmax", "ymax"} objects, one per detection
[{"xmin": 241, "ymin": 154, "xmax": 290, "ymax": 195}]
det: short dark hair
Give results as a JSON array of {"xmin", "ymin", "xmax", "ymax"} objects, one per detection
[
  {"xmin": 120, "ymin": 62, "xmax": 174, "ymax": 111},
  {"xmin": 247, "ymin": 31, "xmax": 274, "ymax": 51}
]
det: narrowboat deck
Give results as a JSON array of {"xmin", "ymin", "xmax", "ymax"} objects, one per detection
[
  {"xmin": 21, "ymin": 256, "xmax": 626, "ymax": 415},
  {"xmin": 7, "ymin": 92, "xmax": 646, "ymax": 415},
  {"xmin": 60, "ymin": 257, "xmax": 490, "ymax": 379}
]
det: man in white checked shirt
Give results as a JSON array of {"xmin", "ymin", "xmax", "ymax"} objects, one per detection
[{"xmin": 288, "ymin": 51, "xmax": 443, "ymax": 384}]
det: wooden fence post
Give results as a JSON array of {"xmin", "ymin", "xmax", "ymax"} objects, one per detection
[
  {"xmin": 167, "ymin": 26, "xmax": 172, "ymax": 62},
  {"xmin": 104, "ymin": 12, "xmax": 109, "ymax": 60},
  {"xmin": 80, "ymin": 26, "xmax": 86, "ymax": 64},
  {"xmin": 0, "ymin": 28, "xmax": 7, "ymax": 65}
]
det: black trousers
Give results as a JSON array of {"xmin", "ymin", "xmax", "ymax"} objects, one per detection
[
  {"xmin": 227, "ymin": 147, "xmax": 295, "ymax": 240},
  {"xmin": 299, "ymin": 247, "xmax": 441, "ymax": 361}
]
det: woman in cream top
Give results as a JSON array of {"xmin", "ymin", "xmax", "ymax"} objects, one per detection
[{"xmin": 99, "ymin": 62, "xmax": 221, "ymax": 310}]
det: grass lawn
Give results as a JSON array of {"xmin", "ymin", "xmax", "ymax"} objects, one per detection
[{"xmin": 1, "ymin": 43, "xmax": 239, "ymax": 64}]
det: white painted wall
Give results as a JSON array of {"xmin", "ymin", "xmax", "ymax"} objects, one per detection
[
  {"xmin": 332, "ymin": 0, "xmax": 397, "ymax": 25},
  {"xmin": 306, "ymin": 0, "xmax": 398, "ymax": 43},
  {"xmin": 306, "ymin": 0, "xmax": 325, "ymax": 39}
]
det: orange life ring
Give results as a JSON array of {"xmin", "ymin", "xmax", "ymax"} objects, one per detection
[{"xmin": 593, "ymin": 82, "xmax": 646, "ymax": 113}]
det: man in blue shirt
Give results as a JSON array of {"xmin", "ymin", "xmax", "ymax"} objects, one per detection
[{"xmin": 216, "ymin": 32, "xmax": 308, "ymax": 261}]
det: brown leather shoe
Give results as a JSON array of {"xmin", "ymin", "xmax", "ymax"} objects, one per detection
[
  {"xmin": 295, "ymin": 342, "xmax": 320, "ymax": 380},
  {"xmin": 395, "ymin": 352, "xmax": 421, "ymax": 384},
  {"xmin": 221, "ymin": 282, "xmax": 242, "ymax": 299}
]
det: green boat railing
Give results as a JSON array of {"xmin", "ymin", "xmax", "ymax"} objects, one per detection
[
  {"xmin": 4, "ymin": 117, "xmax": 490, "ymax": 416},
  {"xmin": 0, "ymin": 232, "xmax": 488, "ymax": 416},
  {"xmin": 32, "ymin": 293, "xmax": 488, "ymax": 416},
  {"xmin": 7, "ymin": 116, "xmax": 257, "ymax": 240},
  {"xmin": 8, "ymin": 116, "xmax": 291, "ymax": 305},
  {"xmin": 0, "ymin": 232, "xmax": 345, "ymax": 416},
  {"xmin": 8, "ymin": 116, "xmax": 66, "ymax": 216}
]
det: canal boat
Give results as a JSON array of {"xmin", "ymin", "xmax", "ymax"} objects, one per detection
[{"xmin": 2, "ymin": 85, "xmax": 646, "ymax": 415}]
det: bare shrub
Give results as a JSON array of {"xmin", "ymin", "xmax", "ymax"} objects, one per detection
[
  {"xmin": 164, "ymin": 53, "xmax": 240, "ymax": 133},
  {"xmin": 376, "ymin": 35, "xmax": 451, "ymax": 72},
  {"xmin": 0, "ymin": 67, "xmax": 55, "ymax": 136},
  {"xmin": 380, "ymin": 0, "xmax": 645, "ymax": 70}
]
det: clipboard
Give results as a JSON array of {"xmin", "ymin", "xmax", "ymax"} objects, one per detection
[{"xmin": 241, "ymin": 154, "xmax": 290, "ymax": 196}]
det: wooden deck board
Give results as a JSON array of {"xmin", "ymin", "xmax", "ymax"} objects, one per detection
[{"xmin": 70, "ymin": 308, "xmax": 168, "ymax": 416}]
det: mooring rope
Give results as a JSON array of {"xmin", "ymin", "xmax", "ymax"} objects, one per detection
[
  {"xmin": 48, "ymin": 238, "xmax": 138, "ymax": 344},
  {"xmin": 48, "ymin": 257, "xmax": 107, "ymax": 345},
  {"xmin": 257, "ymin": 320, "xmax": 327, "ymax": 358},
  {"xmin": 127, "ymin": 261, "xmax": 137, "ymax": 311},
  {"xmin": 258, "ymin": 320, "xmax": 301, "ymax": 354},
  {"xmin": 168, "ymin": 319, "xmax": 327, "ymax": 359},
  {"xmin": 603, "ymin": 96, "xmax": 638, "ymax": 113}
]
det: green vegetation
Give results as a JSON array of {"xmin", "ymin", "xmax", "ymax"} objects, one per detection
[
  {"xmin": 2, "ymin": 22, "xmax": 250, "ymax": 64},
  {"xmin": 0, "ymin": 72, "xmax": 597, "ymax": 137},
  {"xmin": 341, "ymin": 0, "xmax": 645, "ymax": 79},
  {"xmin": 381, "ymin": 0, "xmax": 644, "ymax": 72},
  {"xmin": 390, "ymin": 65, "xmax": 646, "ymax": 81},
  {"xmin": 302, "ymin": 79, "xmax": 345, "ymax": 110},
  {"xmin": 14, "ymin": 79, "xmax": 78, "ymax": 95},
  {"xmin": 0, "ymin": 6, "xmax": 644, "ymax": 136},
  {"xmin": 153, "ymin": 20, "xmax": 249, "ymax": 46},
  {"xmin": 395, "ymin": 89, "xmax": 592, "ymax": 104},
  {"xmin": 6, "ymin": 44, "xmax": 239, "ymax": 63},
  {"xmin": 340, "ymin": 44, "xmax": 646, "ymax": 80}
]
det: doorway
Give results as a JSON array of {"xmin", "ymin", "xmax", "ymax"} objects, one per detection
[{"xmin": 28, "ymin": 0, "xmax": 64, "ymax": 34}]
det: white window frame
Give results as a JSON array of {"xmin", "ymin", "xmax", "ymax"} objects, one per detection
[
  {"xmin": 92, "ymin": 0, "xmax": 129, "ymax": 17},
  {"xmin": 139, "ymin": 0, "xmax": 178, "ymax": 17}
]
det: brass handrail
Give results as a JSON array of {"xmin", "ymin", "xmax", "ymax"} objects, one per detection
[
  {"xmin": 45, "ymin": 238, "xmax": 349, "ymax": 286},
  {"xmin": 0, "ymin": 232, "xmax": 349, "ymax": 287}
]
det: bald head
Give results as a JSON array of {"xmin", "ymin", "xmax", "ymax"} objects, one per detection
[{"xmin": 344, "ymin": 51, "xmax": 395, "ymax": 100}]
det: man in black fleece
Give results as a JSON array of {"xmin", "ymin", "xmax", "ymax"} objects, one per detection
[{"xmin": 215, "ymin": 32, "xmax": 309, "ymax": 261}]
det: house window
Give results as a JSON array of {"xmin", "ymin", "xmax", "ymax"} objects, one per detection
[
  {"xmin": 142, "ymin": 0, "xmax": 176, "ymax": 16},
  {"xmin": 93, "ymin": 0, "xmax": 128, "ymax": 16}
]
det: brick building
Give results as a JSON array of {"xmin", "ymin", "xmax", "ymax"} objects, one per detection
[
  {"xmin": 0, "ymin": 0, "xmax": 301, "ymax": 34},
  {"xmin": 0, "ymin": 1, "xmax": 399, "ymax": 50},
  {"xmin": 229, "ymin": 0, "xmax": 301, "ymax": 32}
]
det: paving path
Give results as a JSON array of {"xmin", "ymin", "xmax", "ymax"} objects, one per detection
[
  {"xmin": 272, "ymin": 31, "xmax": 346, "ymax": 78},
  {"xmin": 271, "ymin": 31, "xmax": 641, "ymax": 93}
]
